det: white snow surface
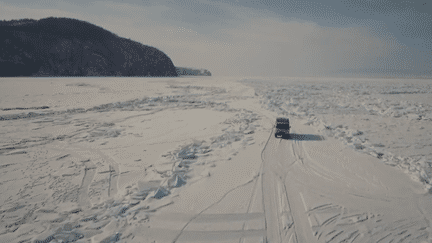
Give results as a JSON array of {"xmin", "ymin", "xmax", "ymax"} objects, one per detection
[{"xmin": 0, "ymin": 76, "xmax": 431, "ymax": 243}]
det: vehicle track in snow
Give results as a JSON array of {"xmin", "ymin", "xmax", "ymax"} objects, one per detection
[
  {"xmin": 236, "ymin": 97, "xmax": 302, "ymax": 243},
  {"xmin": 260, "ymin": 129, "xmax": 316, "ymax": 243},
  {"xmin": 50, "ymin": 143, "xmax": 119, "ymax": 204},
  {"xmin": 221, "ymin": 85, "xmax": 431, "ymax": 243},
  {"xmin": 170, "ymin": 178, "xmax": 267, "ymax": 243},
  {"xmin": 261, "ymin": 125, "xmax": 431, "ymax": 243}
]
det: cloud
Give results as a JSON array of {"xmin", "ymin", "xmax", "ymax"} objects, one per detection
[
  {"xmin": 300, "ymin": 22, "xmax": 428, "ymax": 77},
  {"xmin": 1, "ymin": 0, "xmax": 429, "ymax": 77},
  {"xmin": 0, "ymin": 1, "xmax": 78, "ymax": 19}
]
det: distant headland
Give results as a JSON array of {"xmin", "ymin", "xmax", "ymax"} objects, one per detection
[
  {"xmin": 175, "ymin": 67, "xmax": 211, "ymax": 76},
  {"xmin": 0, "ymin": 17, "xmax": 208, "ymax": 77}
]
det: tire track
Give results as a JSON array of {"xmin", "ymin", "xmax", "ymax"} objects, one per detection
[
  {"xmin": 248, "ymin": 97, "xmax": 322, "ymax": 242},
  {"xmin": 262, "ymin": 135, "xmax": 301, "ymax": 243},
  {"xmin": 239, "ymin": 150, "xmax": 265, "ymax": 243},
  {"xmin": 87, "ymin": 147, "xmax": 119, "ymax": 198},
  {"xmin": 51, "ymin": 143, "xmax": 119, "ymax": 204},
  {"xmin": 49, "ymin": 144, "xmax": 96, "ymax": 209},
  {"xmin": 243, "ymin": 99, "xmax": 301, "ymax": 243},
  {"xmin": 279, "ymin": 134, "xmax": 430, "ymax": 243},
  {"xmin": 78, "ymin": 160, "xmax": 96, "ymax": 208},
  {"xmin": 262, "ymin": 169, "xmax": 293, "ymax": 243},
  {"xmin": 170, "ymin": 98, "xmax": 274, "ymax": 243},
  {"xmin": 262, "ymin": 130, "xmax": 324, "ymax": 243},
  {"xmin": 172, "ymin": 176, "xmax": 259, "ymax": 242}
]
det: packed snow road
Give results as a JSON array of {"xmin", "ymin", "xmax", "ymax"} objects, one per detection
[
  {"xmin": 261, "ymin": 123, "xmax": 431, "ymax": 243},
  {"xmin": 226, "ymin": 81, "xmax": 432, "ymax": 242}
]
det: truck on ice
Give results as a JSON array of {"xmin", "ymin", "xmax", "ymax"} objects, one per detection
[{"xmin": 275, "ymin": 117, "xmax": 290, "ymax": 138}]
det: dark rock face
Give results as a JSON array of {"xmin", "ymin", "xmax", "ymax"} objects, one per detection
[{"xmin": 0, "ymin": 17, "xmax": 178, "ymax": 77}]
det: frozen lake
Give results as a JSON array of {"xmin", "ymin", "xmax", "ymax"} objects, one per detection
[{"xmin": 1, "ymin": 76, "xmax": 431, "ymax": 243}]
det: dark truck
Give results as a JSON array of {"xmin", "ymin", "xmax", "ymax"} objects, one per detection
[{"xmin": 275, "ymin": 117, "xmax": 290, "ymax": 138}]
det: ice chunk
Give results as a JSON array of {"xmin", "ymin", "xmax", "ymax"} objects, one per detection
[
  {"xmin": 150, "ymin": 187, "xmax": 170, "ymax": 199},
  {"xmin": 169, "ymin": 174, "xmax": 186, "ymax": 188}
]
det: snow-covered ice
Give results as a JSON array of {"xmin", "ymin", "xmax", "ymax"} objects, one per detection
[
  {"xmin": 0, "ymin": 76, "xmax": 431, "ymax": 243},
  {"xmin": 243, "ymin": 77, "xmax": 432, "ymax": 191}
]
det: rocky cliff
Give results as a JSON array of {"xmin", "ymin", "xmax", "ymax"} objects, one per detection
[{"xmin": 0, "ymin": 17, "xmax": 178, "ymax": 77}]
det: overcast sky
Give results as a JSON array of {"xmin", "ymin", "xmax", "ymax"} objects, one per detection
[{"xmin": 1, "ymin": 0, "xmax": 431, "ymax": 77}]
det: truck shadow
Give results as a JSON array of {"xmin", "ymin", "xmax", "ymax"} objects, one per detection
[{"xmin": 275, "ymin": 133, "xmax": 324, "ymax": 141}]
